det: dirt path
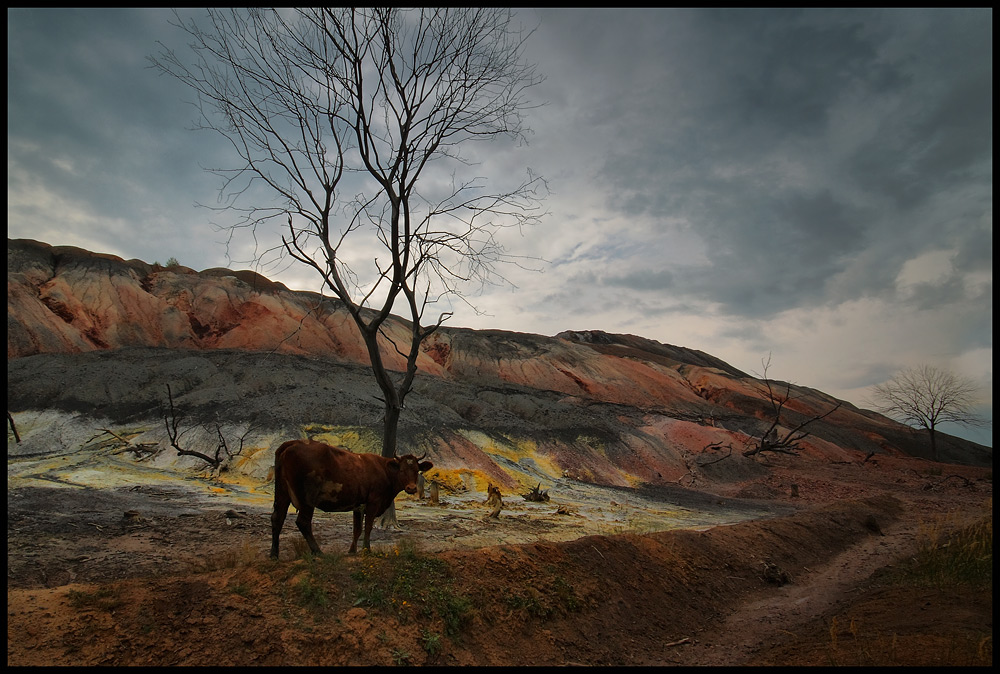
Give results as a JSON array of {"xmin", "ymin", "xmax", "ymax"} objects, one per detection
[{"xmin": 663, "ymin": 512, "xmax": 922, "ymax": 665}]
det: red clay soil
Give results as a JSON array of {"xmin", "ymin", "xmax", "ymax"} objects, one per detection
[{"xmin": 7, "ymin": 458, "xmax": 993, "ymax": 667}]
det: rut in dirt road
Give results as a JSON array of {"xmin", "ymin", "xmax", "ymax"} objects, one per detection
[{"xmin": 658, "ymin": 512, "xmax": 920, "ymax": 666}]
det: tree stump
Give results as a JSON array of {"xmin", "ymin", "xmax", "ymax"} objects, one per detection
[
  {"xmin": 484, "ymin": 483, "xmax": 503, "ymax": 518},
  {"xmin": 429, "ymin": 481, "xmax": 440, "ymax": 505}
]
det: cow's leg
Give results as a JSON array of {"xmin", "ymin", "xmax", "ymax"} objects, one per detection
[
  {"xmin": 270, "ymin": 475, "xmax": 291, "ymax": 560},
  {"xmin": 294, "ymin": 505, "xmax": 322, "ymax": 556},
  {"xmin": 362, "ymin": 509, "xmax": 377, "ymax": 552},
  {"xmin": 349, "ymin": 506, "xmax": 364, "ymax": 554}
]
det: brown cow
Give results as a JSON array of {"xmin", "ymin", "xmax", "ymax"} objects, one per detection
[{"xmin": 270, "ymin": 439, "xmax": 433, "ymax": 559}]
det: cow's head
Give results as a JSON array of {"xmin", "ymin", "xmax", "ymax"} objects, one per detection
[{"xmin": 390, "ymin": 453, "xmax": 433, "ymax": 494}]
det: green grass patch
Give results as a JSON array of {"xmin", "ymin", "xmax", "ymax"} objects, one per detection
[
  {"xmin": 420, "ymin": 629, "xmax": 443, "ymax": 656},
  {"xmin": 268, "ymin": 538, "xmax": 473, "ymax": 640},
  {"xmin": 503, "ymin": 566, "xmax": 583, "ymax": 619},
  {"xmin": 66, "ymin": 586, "xmax": 125, "ymax": 612},
  {"xmin": 349, "ymin": 538, "xmax": 471, "ymax": 635},
  {"xmin": 504, "ymin": 590, "xmax": 551, "ymax": 618},
  {"xmin": 391, "ymin": 648, "xmax": 412, "ymax": 665},
  {"xmin": 295, "ymin": 573, "xmax": 330, "ymax": 610},
  {"xmin": 229, "ymin": 582, "xmax": 252, "ymax": 597},
  {"xmin": 291, "ymin": 552, "xmax": 346, "ymax": 611}
]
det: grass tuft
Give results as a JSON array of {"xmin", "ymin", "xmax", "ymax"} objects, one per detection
[
  {"xmin": 349, "ymin": 537, "xmax": 471, "ymax": 635},
  {"xmin": 67, "ymin": 586, "xmax": 125, "ymax": 612},
  {"xmin": 893, "ymin": 511, "xmax": 992, "ymax": 589}
]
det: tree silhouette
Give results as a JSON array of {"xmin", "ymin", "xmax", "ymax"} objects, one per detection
[
  {"xmin": 869, "ymin": 365, "xmax": 985, "ymax": 462},
  {"xmin": 151, "ymin": 9, "xmax": 547, "ymax": 524}
]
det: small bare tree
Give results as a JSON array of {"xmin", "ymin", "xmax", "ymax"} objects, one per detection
[
  {"xmin": 741, "ymin": 356, "xmax": 842, "ymax": 458},
  {"xmin": 163, "ymin": 384, "xmax": 255, "ymax": 470},
  {"xmin": 868, "ymin": 365, "xmax": 985, "ymax": 462},
  {"xmin": 151, "ymin": 8, "xmax": 546, "ymax": 527},
  {"xmin": 703, "ymin": 355, "xmax": 841, "ymax": 461}
]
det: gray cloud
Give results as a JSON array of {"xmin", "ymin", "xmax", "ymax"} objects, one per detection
[
  {"xmin": 604, "ymin": 269, "xmax": 674, "ymax": 292},
  {"xmin": 7, "ymin": 8, "xmax": 238, "ymax": 266},
  {"xmin": 540, "ymin": 8, "xmax": 991, "ymax": 323},
  {"xmin": 954, "ymin": 226, "xmax": 993, "ymax": 272}
]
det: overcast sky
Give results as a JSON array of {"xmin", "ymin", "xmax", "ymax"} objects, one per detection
[{"xmin": 7, "ymin": 8, "xmax": 992, "ymax": 446}]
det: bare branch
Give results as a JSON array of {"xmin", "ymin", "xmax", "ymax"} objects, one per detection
[
  {"xmin": 88, "ymin": 428, "xmax": 158, "ymax": 457},
  {"xmin": 8, "ymin": 411, "xmax": 21, "ymax": 444},
  {"xmin": 698, "ymin": 442, "xmax": 734, "ymax": 466}
]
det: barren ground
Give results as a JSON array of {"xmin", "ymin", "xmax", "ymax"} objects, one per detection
[{"xmin": 7, "ymin": 454, "xmax": 993, "ymax": 667}]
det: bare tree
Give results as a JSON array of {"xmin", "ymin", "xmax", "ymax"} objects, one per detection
[
  {"xmin": 150, "ymin": 9, "xmax": 546, "ymax": 525},
  {"xmin": 163, "ymin": 384, "xmax": 255, "ymax": 470},
  {"xmin": 741, "ymin": 356, "xmax": 842, "ymax": 458},
  {"xmin": 868, "ymin": 365, "xmax": 985, "ymax": 462},
  {"xmin": 703, "ymin": 355, "xmax": 841, "ymax": 461}
]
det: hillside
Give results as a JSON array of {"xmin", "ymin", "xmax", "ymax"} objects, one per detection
[{"xmin": 7, "ymin": 237, "xmax": 989, "ymax": 486}]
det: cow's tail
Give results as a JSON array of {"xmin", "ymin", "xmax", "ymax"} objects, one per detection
[
  {"xmin": 274, "ymin": 440, "xmax": 295, "ymax": 466},
  {"xmin": 273, "ymin": 440, "xmax": 296, "ymax": 488}
]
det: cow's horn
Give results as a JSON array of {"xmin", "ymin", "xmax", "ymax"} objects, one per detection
[{"xmin": 416, "ymin": 452, "xmax": 427, "ymax": 461}]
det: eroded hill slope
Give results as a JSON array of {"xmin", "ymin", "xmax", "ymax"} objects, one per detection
[{"xmin": 7, "ymin": 237, "xmax": 990, "ymax": 495}]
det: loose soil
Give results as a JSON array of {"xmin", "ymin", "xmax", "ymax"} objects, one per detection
[{"xmin": 7, "ymin": 456, "xmax": 992, "ymax": 667}]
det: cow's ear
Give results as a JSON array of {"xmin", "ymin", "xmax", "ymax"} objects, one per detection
[
  {"xmin": 387, "ymin": 458, "xmax": 400, "ymax": 471},
  {"xmin": 419, "ymin": 461, "xmax": 433, "ymax": 473}
]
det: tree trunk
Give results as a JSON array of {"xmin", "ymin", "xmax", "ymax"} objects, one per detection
[
  {"xmin": 381, "ymin": 402, "xmax": 401, "ymax": 458},
  {"xmin": 8, "ymin": 411, "xmax": 20, "ymax": 443},
  {"xmin": 379, "ymin": 502, "xmax": 400, "ymax": 530},
  {"xmin": 376, "ymin": 403, "xmax": 404, "ymax": 530},
  {"xmin": 928, "ymin": 425, "xmax": 939, "ymax": 462}
]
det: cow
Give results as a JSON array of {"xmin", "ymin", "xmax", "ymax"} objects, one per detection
[{"xmin": 270, "ymin": 439, "xmax": 432, "ymax": 559}]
